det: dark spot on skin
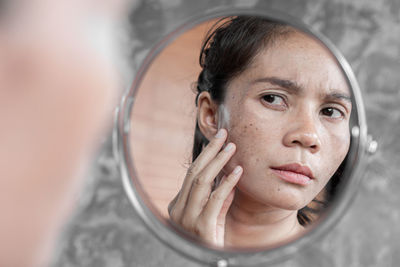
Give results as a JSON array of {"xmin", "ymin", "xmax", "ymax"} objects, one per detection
[
  {"xmin": 256, "ymin": 158, "xmax": 259, "ymax": 162},
  {"xmin": 255, "ymin": 127, "xmax": 258, "ymax": 131},
  {"xmin": 277, "ymin": 188, "xmax": 281, "ymax": 192},
  {"xmin": 250, "ymin": 123, "xmax": 253, "ymax": 126}
]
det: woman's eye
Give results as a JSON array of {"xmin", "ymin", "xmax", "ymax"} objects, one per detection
[
  {"xmin": 261, "ymin": 94, "xmax": 285, "ymax": 106},
  {"xmin": 321, "ymin": 107, "xmax": 343, "ymax": 119}
]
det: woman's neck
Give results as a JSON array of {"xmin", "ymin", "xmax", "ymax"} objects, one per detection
[{"xmin": 224, "ymin": 188, "xmax": 305, "ymax": 248}]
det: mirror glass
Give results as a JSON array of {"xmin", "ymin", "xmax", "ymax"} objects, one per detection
[{"xmin": 118, "ymin": 11, "xmax": 368, "ymax": 265}]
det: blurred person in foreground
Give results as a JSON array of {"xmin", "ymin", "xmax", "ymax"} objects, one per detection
[{"xmin": 0, "ymin": 0, "xmax": 130, "ymax": 266}]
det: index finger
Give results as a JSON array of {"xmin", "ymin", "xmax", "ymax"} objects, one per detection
[{"xmin": 175, "ymin": 128, "xmax": 228, "ymax": 208}]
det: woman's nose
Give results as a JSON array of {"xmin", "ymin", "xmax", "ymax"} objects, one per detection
[{"xmin": 282, "ymin": 114, "xmax": 321, "ymax": 153}]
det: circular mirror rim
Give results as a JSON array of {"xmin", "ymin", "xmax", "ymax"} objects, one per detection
[{"xmin": 114, "ymin": 6, "xmax": 369, "ymax": 266}]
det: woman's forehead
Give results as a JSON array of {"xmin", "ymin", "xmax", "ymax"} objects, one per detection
[{"xmin": 227, "ymin": 31, "xmax": 351, "ymax": 99}]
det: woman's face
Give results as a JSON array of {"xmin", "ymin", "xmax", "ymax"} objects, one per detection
[{"xmin": 222, "ymin": 31, "xmax": 352, "ymax": 210}]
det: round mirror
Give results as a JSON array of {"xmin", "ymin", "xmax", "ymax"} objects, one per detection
[{"xmin": 114, "ymin": 7, "xmax": 376, "ymax": 266}]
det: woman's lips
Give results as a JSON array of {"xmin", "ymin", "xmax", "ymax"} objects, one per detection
[{"xmin": 270, "ymin": 163, "xmax": 314, "ymax": 186}]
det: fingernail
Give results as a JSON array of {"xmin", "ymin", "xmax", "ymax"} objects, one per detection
[
  {"xmin": 215, "ymin": 129, "xmax": 226, "ymax": 138},
  {"xmin": 233, "ymin": 166, "xmax": 242, "ymax": 174},
  {"xmin": 224, "ymin": 142, "xmax": 234, "ymax": 152}
]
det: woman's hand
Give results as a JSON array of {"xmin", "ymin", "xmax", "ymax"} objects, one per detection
[{"xmin": 168, "ymin": 128, "xmax": 243, "ymax": 247}]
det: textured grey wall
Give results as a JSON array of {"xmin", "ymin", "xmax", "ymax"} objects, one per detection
[{"xmin": 51, "ymin": 0, "xmax": 400, "ymax": 266}]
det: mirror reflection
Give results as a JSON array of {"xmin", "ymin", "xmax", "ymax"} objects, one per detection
[{"xmin": 130, "ymin": 16, "xmax": 353, "ymax": 249}]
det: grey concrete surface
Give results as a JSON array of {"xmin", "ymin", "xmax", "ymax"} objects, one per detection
[{"xmin": 51, "ymin": 0, "xmax": 400, "ymax": 266}]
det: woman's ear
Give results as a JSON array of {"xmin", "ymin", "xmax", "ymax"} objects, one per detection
[{"xmin": 197, "ymin": 91, "xmax": 219, "ymax": 140}]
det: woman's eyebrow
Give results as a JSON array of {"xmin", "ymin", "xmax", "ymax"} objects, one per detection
[
  {"xmin": 324, "ymin": 91, "xmax": 352, "ymax": 104},
  {"xmin": 252, "ymin": 76, "xmax": 302, "ymax": 93},
  {"xmin": 252, "ymin": 77, "xmax": 352, "ymax": 104}
]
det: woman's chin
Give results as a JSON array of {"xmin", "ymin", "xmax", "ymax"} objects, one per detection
[
  {"xmin": 265, "ymin": 193, "xmax": 308, "ymax": 211},
  {"xmin": 237, "ymin": 183, "xmax": 311, "ymax": 211}
]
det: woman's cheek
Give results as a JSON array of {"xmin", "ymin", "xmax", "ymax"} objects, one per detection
[
  {"xmin": 331, "ymin": 130, "xmax": 350, "ymax": 167},
  {"xmin": 223, "ymin": 124, "xmax": 247, "ymax": 175},
  {"xmin": 225, "ymin": 127, "xmax": 258, "ymax": 177},
  {"xmin": 319, "ymin": 130, "xmax": 350, "ymax": 187}
]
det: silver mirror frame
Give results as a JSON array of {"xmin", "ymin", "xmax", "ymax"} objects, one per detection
[{"xmin": 114, "ymin": 6, "xmax": 376, "ymax": 267}]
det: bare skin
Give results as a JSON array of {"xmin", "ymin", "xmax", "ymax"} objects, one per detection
[{"xmin": 169, "ymin": 30, "xmax": 351, "ymax": 248}]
